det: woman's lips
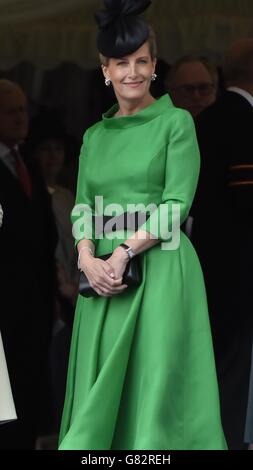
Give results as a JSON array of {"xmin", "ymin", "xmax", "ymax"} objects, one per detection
[{"xmin": 124, "ymin": 82, "xmax": 143, "ymax": 88}]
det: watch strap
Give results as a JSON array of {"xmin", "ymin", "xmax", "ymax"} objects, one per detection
[{"xmin": 119, "ymin": 243, "xmax": 134, "ymax": 259}]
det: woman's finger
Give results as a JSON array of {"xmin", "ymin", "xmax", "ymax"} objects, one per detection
[
  {"xmin": 111, "ymin": 285, "xmax": 128, "ymax": 295},
  {"xmin": 99, "ymin": 269, "xmax": 123, "ymax": 287},
  {"xmin": 103, "ymin": 261, "xmax": 116, "ymax": 279},
  {"xmin": 95, "ymin": 279, "xmax": 127, "ymax": 295},
  {"xmin": 94, "ymin": 287, "xmax": 111, "ymax": 297}
]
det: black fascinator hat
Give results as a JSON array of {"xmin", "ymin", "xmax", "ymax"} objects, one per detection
[{"xmin": 95, "ymin": 0, "xmax": 152, "ymax": 58}]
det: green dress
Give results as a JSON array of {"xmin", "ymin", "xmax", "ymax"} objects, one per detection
[{"xmin": 59, "ymin": 94, "xmax": 227, "ymax": 450}]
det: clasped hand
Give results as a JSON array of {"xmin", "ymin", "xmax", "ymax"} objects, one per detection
[{"xmin": 79, "ymin": 247, "xmax": 129, "ymax": 297}]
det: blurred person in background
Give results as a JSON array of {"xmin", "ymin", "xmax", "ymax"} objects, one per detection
[
  {"xmin": 25, "ymin": 115, "xmax": 78, "ymax": 434},
  {"xmin": 192, "ymin": 38, "xmax": 253, "ymax": 449},
  {"xmin": 166, "ymin": 55, "xmax": 218, "ymax": 117},
  {"xmin": 0, "ymin": 80, "xmax": 57, "ymax": 448}
]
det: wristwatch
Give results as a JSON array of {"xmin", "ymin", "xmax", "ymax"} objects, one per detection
[{"xmin": 119, "ymin": 243, "xmax": 135, "ymax": 259}]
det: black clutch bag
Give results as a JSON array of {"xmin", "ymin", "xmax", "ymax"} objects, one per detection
[{"xmin": 79, "ymin": 253, "xmax": 142, "ymax": 298}]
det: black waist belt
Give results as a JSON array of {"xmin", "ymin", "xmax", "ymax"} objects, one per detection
[{"xmin": 92, "ymin": 211, "xmax": 150, "ymax": 236}]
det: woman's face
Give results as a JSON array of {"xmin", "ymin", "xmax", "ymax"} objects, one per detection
[{"xmin": 102, "ymin": 42, "xmax": 156, "ymax": 104}]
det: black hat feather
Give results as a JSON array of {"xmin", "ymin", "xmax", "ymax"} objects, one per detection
[{"xmin": 95, "ymin": 0, "xmax": 152, "ymax": 58}]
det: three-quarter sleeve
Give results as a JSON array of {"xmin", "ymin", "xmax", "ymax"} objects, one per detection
[
  {"xmin": 140, "ymin": 109, "xmax": 200, "ymax": 244},
  {"xmin": 71, "ymin": 129, "xmax": 97, "ymax": 248}
]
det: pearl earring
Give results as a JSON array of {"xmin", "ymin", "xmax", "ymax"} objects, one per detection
[
  {"xmin": 151, "ymin": 73, "xmax": 157, "ymax": 82},
  {"xmin": 105, "ymin": 78, "xmax": 111, "ymax": 87}
]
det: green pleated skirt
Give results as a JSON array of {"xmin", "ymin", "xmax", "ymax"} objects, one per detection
[{"xmin": 59, "ymin": 231, "xmax": 227, "ymax": 450}]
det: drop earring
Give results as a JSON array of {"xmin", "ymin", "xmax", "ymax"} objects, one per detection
[
  {"xmin": 105, "ymin": 78, "xmax": 111, "ymax": 87},
  {"xmin": 151, "ymin": 73, "xmax": 157, "ymax": 82}
]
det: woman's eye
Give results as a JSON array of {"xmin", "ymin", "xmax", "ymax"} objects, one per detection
[
  {"xmin": 139, "ymin": 60, "xmax": 148, "ymax": 64},
  {"xmin": 117, "ymin": 61, "xmax": 127, "ymax": 66}
]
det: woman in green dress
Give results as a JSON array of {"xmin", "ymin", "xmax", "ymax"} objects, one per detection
[{"xmin": 59, "ymin": 0, "xmax": 227, "ymax": 450}]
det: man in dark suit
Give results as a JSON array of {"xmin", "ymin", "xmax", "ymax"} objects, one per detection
[
  {"xmin": 192, "ymin": 39, "xmax": 253, "ymax": 449},
  {"xmin": 0, "ymin": 80, "xmax": 57, "ymax": 448}
]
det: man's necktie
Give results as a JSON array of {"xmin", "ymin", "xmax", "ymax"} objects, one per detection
[{"xmin": 11, "ymin": 148, "xmax": 32, "ymax": 197}]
